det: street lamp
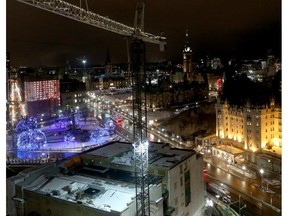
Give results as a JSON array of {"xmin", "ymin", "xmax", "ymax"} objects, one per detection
[
  {"xmin": 260, "ymin": 168, "xmax": 264, "ymax": 189},
  {"xmin": 242, "ymin": 165, "xmax": 246, "ymax": 176},
  {"xmin": 82, "ymin": 59, "xmax": 87, "ymax": 70}
]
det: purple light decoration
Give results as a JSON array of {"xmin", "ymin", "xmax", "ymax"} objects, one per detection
[
  {"xmin": 17, "ymin": 129, "xmax": 47, "ymax": 151},
  {"xmin": 15, "ymin": 116, "xmax": 38, "ymax": 134},
  {"xmin": 105, "ymin": 120, "xmax": 115, "ymax": 135},
  {"xmin": 55, "ymin": 119, "xmax": 71, "ymax": 129},
  {"xmin": 105, "ymin": 120, "xmax": 115, "ymax": 130},
  {"xmin": 90, "ymin": 128, "xmax": 100, "ymax": 141},
  {"xmin": 64, "ymin": 133, "xmax": 75, "ymax": 142}
]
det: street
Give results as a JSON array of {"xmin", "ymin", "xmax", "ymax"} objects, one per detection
[{"xmin": 205, "ymin": 161, "xmax": 281, "ymax": 216}]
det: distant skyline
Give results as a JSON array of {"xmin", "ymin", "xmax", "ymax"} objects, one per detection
[{"xmin": 7, "ymin": 0, "xmax": 281, "ymax": 67}]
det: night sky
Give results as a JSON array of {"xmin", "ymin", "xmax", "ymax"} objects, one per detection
[{"xmin": 7, "ymin": 0, "xmax": 281, "ymax": 67}]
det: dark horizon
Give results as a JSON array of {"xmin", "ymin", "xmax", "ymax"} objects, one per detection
[{"xmin": 7, "ymin": 0, "xmax": 281, "ymax": 67}]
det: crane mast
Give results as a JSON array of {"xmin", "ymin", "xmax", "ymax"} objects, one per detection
[{"xmin": 16, "ymin": 1, "xmax": 166, "ymax": 215}]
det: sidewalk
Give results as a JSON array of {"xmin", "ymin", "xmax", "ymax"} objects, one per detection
[{"xmin": 204, "ymin": 155, "xmax": 248, "ymax": 182}]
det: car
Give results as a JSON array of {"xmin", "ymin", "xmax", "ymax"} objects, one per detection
[{"xmin": 222, "ymin": 195, "xmax": 231, "ymax": 204}]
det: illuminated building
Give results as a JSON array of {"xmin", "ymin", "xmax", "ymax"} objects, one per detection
[
  {"xmin": 61, "ymin": 92, "xmax": 86, "ymax": 111},
  {"xmin": 215, "ymin": 98, "xmax": 282, "ymax": 155},
  {"xmin": 7, "ymin": 142, "xmax": 205, "ymax": 216},
  {"xmin": 24, "ymin": 79, "xmax": 60, "ymax": 116}
]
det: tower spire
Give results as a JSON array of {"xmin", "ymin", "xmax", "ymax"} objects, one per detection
[
  {"xmin": 183, "ymin": 29, "xmax": 192, "ymax": 53},
  {"xmin": 185, "ymin": 29, "xmax": 189, "ymax": 49},
  {"xmin": 183, "ymin": 29, "xmax": 193, "ymax": 82}
]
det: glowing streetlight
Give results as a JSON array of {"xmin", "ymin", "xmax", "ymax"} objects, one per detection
[
  {"xmin": 260, "ymin": 168, "xmax": 264, "ymax": 189},
  {"xmin": 242, "ymin": 166, "xmax": 246, "ymax": 176},
  {"xmin": 82, "ymin": 59, "xmax": 87, "ymax": 69}
]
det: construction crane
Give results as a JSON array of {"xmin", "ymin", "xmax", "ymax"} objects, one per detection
[{"xmin": 15, "ymin": 1, "xmax": 166, "ymax": 215}]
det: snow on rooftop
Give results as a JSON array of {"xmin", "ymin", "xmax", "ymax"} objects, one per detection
[
  {"xmin": 85, "ymin": 142, "xmax": 193, "ymax": 169},
  {"xmin": 28, "ymin": 174, "xmax": 136, "ymax": 213},
  {"xmin": 87, "ymin": 142, "xmax": 132, "ymax": 158},
  {"xmin": 111, "ymin": 151, "xmax": 133, "ymax": 166}
]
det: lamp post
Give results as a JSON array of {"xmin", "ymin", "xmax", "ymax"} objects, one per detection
[
  {"xmin": 242, "ymin": 165, "xmax": 246, "ymax": 176},
  {"xmin": 227, "ymin": 194, "xmax": 246, "ymax": 216},
  {"xmin": 260, "ymin": 168, "xmax": 264, "ymax": 189}
]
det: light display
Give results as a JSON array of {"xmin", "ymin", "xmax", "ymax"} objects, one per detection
[
  {"xmin": 105, "ymin": 120, "xmax": 115, "ymax": 135},
  {"xmin": 15, "ymin": 116, "xmax": 38, "ymax": 134},
  {"xmin": 64, "ymin": 133, "xmax": 75, "ymax": 143},
  {"xmin": 24, "ymin": 79, "xmax": 60, "ymax": 102},
  {"xmin": 24, "ymin": 79, "xmax": 60, "ymax": 116},
  {"xmin": 55, "ymin": 119, "xmax": 71, "ymax": 129},
  {"xmin": 90, "ymin": 128, "xmax": 100, "ymax": 141},
  {"xmin": 9, "ymin": 79, "xmax": 27, "ymax": 124},
  {"xmin": 17, "ymin": 129, "xmax": 47, "ymax": 151}
]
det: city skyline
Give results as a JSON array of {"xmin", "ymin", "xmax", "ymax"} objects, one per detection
[{"xmin": 7, "ymin": 0, "xmax": 281, "ymax": 67}]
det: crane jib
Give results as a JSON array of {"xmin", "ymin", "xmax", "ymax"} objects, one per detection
[{"xmin": 16, "ymin": 0, "xmax": 166, "ymax": 48}]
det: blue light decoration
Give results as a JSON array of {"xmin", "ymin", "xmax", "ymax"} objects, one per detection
[
  {"xmin": 15, "ymin": 116, "xmax": 38, "ymax": 134},
  {"xmin": 55, "ymin": 119, "xmax": 71, "ymax": 129},
  {"xmin": 17, "ymin": 129, "xmax": 47, "ymax": 151},
  {"xmin": 90, "ymin": 128, "xmax": 100, "ymax": 141},
  {"xmin": 16, "ymin": 151, "xmax": 40, "ymax": 159},
  {"xmin": 105, "ymin": 120, "xmax": 115, "ymax": 135},
  {"xmin": 64, "ymin": 133, "xmax": 75, "ymax": 143}
]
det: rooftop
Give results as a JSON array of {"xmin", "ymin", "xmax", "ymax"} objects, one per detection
[
  {"xmin": 9, "ymin": 141, "xmax": 196, "ymax": 214},
  {"xmin": 25, "ymin": 173, "xmax": 136, "ymax": 213},
  {"xmin": 86, "ymin": 141, "xmax": 195, "ymax": 169}
]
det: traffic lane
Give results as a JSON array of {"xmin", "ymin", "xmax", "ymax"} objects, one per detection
[
  {"xmin": 205, "ymin": 163, "xmax": 281, "ymax": 210},
  {"xmin": 115, "ymin": 125, "xmax": 133, "ymax": 141},
  {"xmin": 206, "ymin": 176, "xmax": 262, "ymax": 216},
  {"xmin": 206, "ymin": 176, "xmax": 280, "ymax": 216}
]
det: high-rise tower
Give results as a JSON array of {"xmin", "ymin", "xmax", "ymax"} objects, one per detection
[{"xmin": 183, "ymin": 29, "xmax": 193, "ymax": 82}]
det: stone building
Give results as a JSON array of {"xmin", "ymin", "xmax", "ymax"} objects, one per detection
[{"xmin": 215, "ymin": 99, "xmax": 282, "ymax": 156}]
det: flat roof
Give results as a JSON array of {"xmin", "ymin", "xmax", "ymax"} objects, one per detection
[
  {"xmin": 86, "ymin": 142, "xmax": 133, "ymax": 158},
  {"xmin": 25, "ymin": 174, "xmax": 136, "ymax": 213},
  {"xmin": 86, "ymin": 142, "xmax": 195, "ymax": 169}
]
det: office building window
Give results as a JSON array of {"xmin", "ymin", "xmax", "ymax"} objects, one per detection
[{"xmin": 185, "ymin": 170, "xmax": 191, "ymax": 206}]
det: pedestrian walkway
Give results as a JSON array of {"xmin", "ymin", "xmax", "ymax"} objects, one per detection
[{"xmin": 204, "ymin": 155, "xmax": 248, "ymax": 181}]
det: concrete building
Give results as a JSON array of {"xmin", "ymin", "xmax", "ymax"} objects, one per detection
[
  {"xmin": 215, "ymin": 99, "xmax": 282, "ymax": 159},
  {"xmin": 7, "ymin": 142, "xmax": 205, "ymax": 216}
]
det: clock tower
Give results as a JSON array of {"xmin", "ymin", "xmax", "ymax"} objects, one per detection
[{"xmin": 183, "ymin": 29, "xmax": 193, "ymax": 82}]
